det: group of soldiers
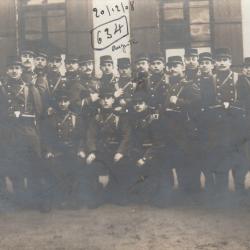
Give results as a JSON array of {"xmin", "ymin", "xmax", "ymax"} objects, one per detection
[{"xmin": 0, "ymin": 47, "xmax": 250, "ymax": 211}]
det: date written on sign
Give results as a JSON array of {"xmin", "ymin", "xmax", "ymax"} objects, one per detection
[
  {"xmin": 91, "ymin": 16, "xmax": 129, "ymax": 51},
  {"xmin": 93, "ymin": 1, "xmax": 134, "ymax": 18}
]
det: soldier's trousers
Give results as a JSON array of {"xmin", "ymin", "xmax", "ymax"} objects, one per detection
[
  {"xmin": 86, "ymin": 145, "xmax": 132, "ymax": 206},
  {"xmin": 45, "ymin": 149, "xmax": 84, "ymax": 206},
  {"xmin": 129, "ymin": 147, "xmax": 173, "ymax": 205}
]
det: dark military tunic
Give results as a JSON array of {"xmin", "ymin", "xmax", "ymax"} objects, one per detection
[
  {"xmin": 45, "ymin": 71, "xmax": 67, "ymax": 111},
  {"xmin": 42, "ymin": 110, "xmax": 86, "ymax": 205},
  {"xmin": 114, "ymin": 77, "xmax": 136, "ymax": 113},
  {"xmin": 213, "ymin": 70, "xmax": 248, "ymax": 193},
  {"xmin": 0, "ymin": 76, "xmax": 44, "ymax": 207},
  {"xmin": 69, "ymin": 75, "xmax": 100, "ymax": 116},
  {"xmin": 148, "ymin": 73, "xmax": 169, "ymax": 111},
  {"xmin": 86, "ymin": 109, "xmax": 131, "ymax": 204},
  {"xmin": 164, "ymin": 75, "xmax": 201, "ymax": 192}
]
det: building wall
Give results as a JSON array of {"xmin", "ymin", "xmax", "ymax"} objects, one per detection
[
  {"xmin": 0, "ymin": 0, "xmax": 17, "ymax": 74},
  {"xmin": 212, "ymin": 0, "xmax": 243, "ymax": 66}
]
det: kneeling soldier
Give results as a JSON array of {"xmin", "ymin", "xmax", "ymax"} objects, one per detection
[
  {"xmin": 85, "ymin": 86, "xmax": 131, "ymax": 207},
  {"xmin": 42, "ymin": 90, "xmax": 86, "ymax": 208}
]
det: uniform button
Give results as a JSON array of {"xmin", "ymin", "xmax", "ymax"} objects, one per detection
[
  {"xmin": 50, "ymin": 85, "xmax": 53, "ymax": 88},
  {"xmin": 230, "ymin": 98, "xmax": 234, "ymax": 101},
  {"xmin": 152, "ymin": 94, "xmax": 154, "ymax": 97},
  {"xmin": 7, "ymin": 92, "xmax": 11, "ymax": 95},
  {"xmin": 57, "ymin": 123, "xmax": 61, "ymax": 126},
  {"xmin": 8, "ymin": 99, "xmax": 11, "ymax": 103},
  {"xmin": 58, "ymin": 129, "xmax": 61, "ymax": 132},
  {"xmin": 216, "ymin": 85, "xmax": 219, "ymax": 88},
  {"xmin": 230, "ymin": 77, "xmax": 233, "ymax": 80},
  {"xmin": 230, "ymin": 84, "xmax": 233, "ymax": 87},
  {"xmin": 201, "ymin": 108, "xmax": 205, "ymax": 112},
  {"xmin": 69, "ymin": 129, "xmax": 73, "ymax": 132},
  {"xmin": 21, "ymin": 104, "xmax": 24, "ymax": 107},
  {"xmin": 230, "ymin": 91, "xmax": 233, "ymax": 94},
  {"xmin": 217, "ymin": 93, "xmax": 221, "ymax": 96},
  {"xmin": 243, "ymin": 114, "xmax": 246, "ymax": 118},
  {"xmin": 217, "ymin": 79, "xmax": 220, "ymax": 82},
  {"xmin": 218, "ymin": 114, "xmax": 222, "ymax": 119},
  {"xmin": 173, "ymin": 89, "xmax": 176, "ymax": 91}
]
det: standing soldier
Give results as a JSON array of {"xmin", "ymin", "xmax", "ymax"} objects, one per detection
[
  {"xmin": 184, "ymin": 48, "xmax": 200, "ymax": 81},
  {"xmin": 34, "ymin": 50, "xmax": 48, "ymax": 78},
  {"xmin": 43, "ymin": 90, "xmax": 86, "ymax": 209},
  {"xmin": 148, "ymin": 53, "xmax": 169, "ymax": 111},
  {"xmin": 233, "ymin": 57, "xmax": 250, "ymax": 198},
  {"xmin": 0, "ymin": 56, "xmax": 48, "ymax": 211},
  {"xmin": 20, "ymin": 50, "xmax": 48, "ymax": 95},
  {"xmin": 115, "ymin": 57, "xmax": 136, "ymax": 113},
  {"xmin": 196, "ymin": 52, "xmax": 216, "ymax": 194},
  {"xmin": 45, "ymin": 53, "xmax": 66, "ymax": 115},
  {"xmin": 69, "ymin": 54, "xmax": 100, "ymax": 117},
  {"xmin": 85, "ymin": 86, "xmax": 131, "ymax": 207},
  {"xmin": 164, "ymin": 56, "xmax": 200, "ymax": 197},
  {"xmin": 134, "ymin": 53, "xmax": 150, "ymax": 91},
  {"xmin": 213, "ymin": 48, "xmax": 247, "ymax": 197}
]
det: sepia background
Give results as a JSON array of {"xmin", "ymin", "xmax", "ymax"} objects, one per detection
[{"xmin": 1, "ymin": 0, "xmax": 250, "ymax": 74}]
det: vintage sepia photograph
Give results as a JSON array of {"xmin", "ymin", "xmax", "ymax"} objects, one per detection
[{"xmin": 0, "ymin": 0, "xmax": 250, "ymax": 249}]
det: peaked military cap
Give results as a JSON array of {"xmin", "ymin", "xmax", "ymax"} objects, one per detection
[
  {"xmin": 199, "ymin": 52, "xmax": 213, "ymax": 62},
  {"xmin": 6, "ymin": 56, "xmax": 23, "ymax": 68},
  {"xmin": 100, "ymin": 55, "xmax": 113, "ymax": 65},
  {"xmin": 135, "ymin": 53, "xmax": 149, "ymax": 63},
  {"xmin": 79, "ymin": 54, "xmax": 94, "ymax": 65},
  {"xmin": 149, "ymin": 53, "xmax": 165, "ymax": 63},
  {"xmin": 36, "ymin": 50, "xmax": 48, "ymax": 59},
  {"xmin": 214, "ymin": 48, "xmax": 232, "ymax": 59},
  {"xmin": 167, "ymin": 56, "xmax": 183, "ymax": 66},
  {"xmin": 21, "ymin": 50, "xmax": 36, "ymax": 57},
  {"xmin": 243, "ymin": 57, "xmax": 250, "ymax": 67},
  {"xmin": 65, "ymin": 54, "xmax": 79, "ymax": 64},
  {"xmin": 117, "ymin": 57, "xmax": 131, "ymax": 69},
  {"xmin": 185, "ymin": 48, "xmax": 198, "ymax": 57}
]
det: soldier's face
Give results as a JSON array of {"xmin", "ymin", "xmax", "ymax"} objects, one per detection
[
  {"xmin": 134, "ymin": 101, "xmax": 148, "ymax": 113},
  {"xmin": 6, "ymin": 65, "xmax": 23, "ymax": 79},
  {"xmin": 185, "ymin": 56, "xmax": 199, "ymax": 70},
  {"xmin": 58, "ymin": 99, "xmax": 70, "ymax": 111},
  {"xmin": 48, "ymin": 58, "xmax": 62, "ymax": 72},
  {"xmin": 35, "ymin": 56, "xmax": 47, "ymax": 69},
  {"xmin": 169, "ymin": 63, "xmax": 185, "ymax": 77},
  {"xmin": 101, "ymin": 96, "xmax": 115, "ymax": 109},
  {"xmin": 135, "ymin": 60, "xmax": 149, "ymax": 73},
  {"xmin": 118, "ymin": 67, "xmax": 131, "ymax": 78},
  {"xmin": 79, "ymin": 61, "xmax": 94, "ymax": 76},
  {"xmin": 150, "ymin": 60, "xmax": 165, "ymax": 74},
  {"xmin": 199, "ymin": 60, "xmax": 214, "ymax": 74},
  {"xmin": 243, "ymin": 66, "xmax": 250, "ymax": 77},
  {"xmin": 66, "ymin": 62, "xmax": 79, "ymax": 72},
  {"xmin": 21, "ymin": 53, "xmax": 35, "ymax": 70},
  {"xmin": 215, "ymin": 57, "xmax": 232, "ymax": 71},
  {"xmin": 100, "ymin": 62, "xmax": 114, "ymax": 75}
]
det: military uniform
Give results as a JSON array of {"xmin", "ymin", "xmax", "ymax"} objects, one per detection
[
  {"xmin": 42, "ymin": 93, "xmax": 87, "ymax": 208},
  {"xmin": 128, "ymin": 89, "xmax": 170, "ymax": 205},
  {"xmin": 195, "ymin": 53, "xmax": 217, "ymax": 193},
  {"xmin": 164, "ymin": 56, "xmax": 201, "ymax": 194},
  {"xmin": 0, "ymin": 63, "xmax": 45, "ymax": 208},
  {"xmin": 212, "ymin": 48, "xmax": 248, "ymax": 194},
  {"xmin": 115, "ymin": 58, "xmax": 136, "ymax": 114},
  {"xmin": 86, "ymin": 87, "xmax": 131, "ymax": 206}
]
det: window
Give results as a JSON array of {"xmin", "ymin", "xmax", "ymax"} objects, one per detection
[
  {"xmin": 160, "ymin": 0, "xmax": 212, "ymax": 52},
  {"xmin": 20, "ymin": 0, "xmax": 66, "ymax": 52}
]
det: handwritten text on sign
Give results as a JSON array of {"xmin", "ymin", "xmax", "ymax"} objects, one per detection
[{"xmin": 91, "ymin": 16, "xmax": 129, "ymax": 51}]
